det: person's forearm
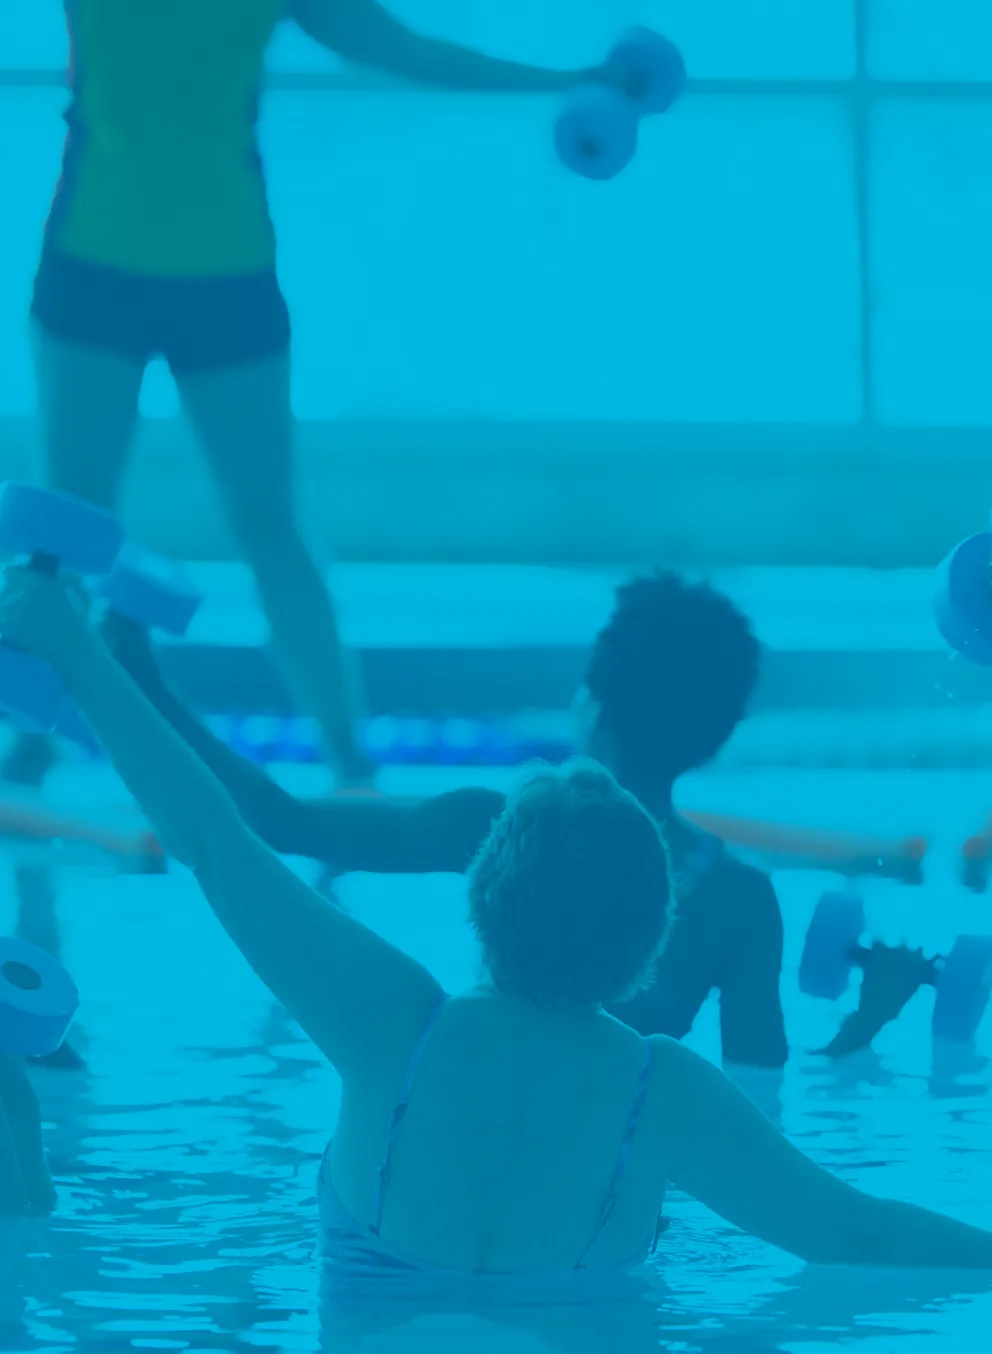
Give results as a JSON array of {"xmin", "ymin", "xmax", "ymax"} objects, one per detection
[
  {"xmin": 303, "ymin": 2, "xmax": 590, "ymax": 93},
  {"xmin": 349, "ymin": 30, "xmax": 587, "ymax": 92},
  {"xmin": 62, "ymin": 638, "xmax": 239, "ymax": 871},
  {"xmin": 843, "ymin": 1195, "xmax": 992, "ymax": 1269},
  {"xmin": 818, "ymin": 1008, "xmax": 891, "ymax": 1060},
  {"xmin": 133, "ymin": 673, "xmax": 319, "ymax": 858},
  {"xmin": 121, "ymin": 666, "xmax": 497, "ymax": 872}
]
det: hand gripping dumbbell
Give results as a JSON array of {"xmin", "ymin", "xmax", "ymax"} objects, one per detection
[
  {"xmin": 555, "ymin": 28, "xmax": 686, "ymax": 181},
  {"xmin": 93, "ymin": 544, "xmax": 203, "ymax": 639},
  {"xmin": 799, "ymin": 893, "xmax": 992, "ymax": 1044},
  {"xmin": 0, "ymin": 483, "xmax": 124, "ymax": 734},
  {"xmin": 933, "ymin": 530, "xmax": 992, "ymax": 665},
  {"xmin": 0, "ymin": 935, "xmax": 79, "ymax": 1059}
]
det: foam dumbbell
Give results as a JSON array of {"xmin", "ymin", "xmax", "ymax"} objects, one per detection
[
  {"xmin": 555, "ymin": 28, "xmax": 686, "ymax": 181},
  {"xmin": 800, "ymin": 893, "xmax": 992, "ymax": 1044},
  {"xmin": 94, "ymin": 544, "xmax": 202, "ymax": 637},
  {"xmin": 932, "ymin": 935, "xmax": 992, "ymax": 1044},
  {"xmin": 0, "ymin": 483, "xmax": 124, "ymax": 733},
  {"xmin": 555, "ymin": 85, "xmax": 641, "ymax": 182},
  {"xmin": 0, "ymin": 936, "xmax": 79, "ymax": 1058},
  {"xmin": 798, "ymin": 892, "xmax": 868, "ymax": 1000},
  {"xmin": 933, "ymin": 531, "xmax": 992, "ymax": 665}
]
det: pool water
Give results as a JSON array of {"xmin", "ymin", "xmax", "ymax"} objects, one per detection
[{"xmin": 2, "ymin": 764, "xmax": 991, "ymax": 1352}]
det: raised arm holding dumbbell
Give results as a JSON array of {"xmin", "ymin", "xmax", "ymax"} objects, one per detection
[{"xmin": 0, "ymin": 484, "xmax": 123, "ymax": 741}]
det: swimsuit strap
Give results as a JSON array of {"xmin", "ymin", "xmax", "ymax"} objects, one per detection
[
  {"xmin": 575, "ymin": 1036, "xmax": 654, "ymax": 1268},
  {"xmin": 370, "ymin": 996, "xmax": 448, "ymax": 1235}
]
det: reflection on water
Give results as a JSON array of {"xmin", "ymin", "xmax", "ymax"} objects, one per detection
[{"xmin": 1, "ymin": 770, "xmax": 991, "ymax": 1351}]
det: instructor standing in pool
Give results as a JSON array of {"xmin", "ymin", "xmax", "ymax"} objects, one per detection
[{"xmin": 16, "ymin": 0, "xmax": 606, "ymax": 786}]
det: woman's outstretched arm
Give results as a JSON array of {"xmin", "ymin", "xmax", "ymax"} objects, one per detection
[
  {"xmin": 291, "ymin": 0, "xmax": 590, "ymax": 92},
  {"xmin": 101, "ymin": 614, "xmax": 505, "ymax": 872},
  {"xmin": 0, "ymin": 571, "xmax": 442, "ymax": 1080},
  {"xmin": 658, "ymin": 1035, "xmax": 992, "ymax": 1269}
]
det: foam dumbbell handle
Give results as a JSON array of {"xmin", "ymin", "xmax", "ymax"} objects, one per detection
[{"xmin": 555, "ymin": 84, "xmax": 640, "ymax": 181}]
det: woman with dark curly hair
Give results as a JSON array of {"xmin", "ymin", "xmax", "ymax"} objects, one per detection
[
  {"xmin": 4, "ymin": 565, "xmax": 992, "ymax": 1275},
  {"xmin": 98, "ymin": 571, "xmax": 944, "ymax": 1071},
  {"xmin": 103, "ymin": 570, "xmax": 791, "ymax": 1069}
]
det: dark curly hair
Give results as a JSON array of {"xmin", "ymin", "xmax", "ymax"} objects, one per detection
[
  {"xmin": 585, "ymin": 572, "xmax": 761, "ymax": 785},
  {"xmin": 468, "ymin": 761, "xmax": 673, "ymax": 1009}
]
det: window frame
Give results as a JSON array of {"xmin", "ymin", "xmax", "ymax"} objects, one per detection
[{"xmin": 3, "ymin": 0, "xmax": 990, "ymax": 427}]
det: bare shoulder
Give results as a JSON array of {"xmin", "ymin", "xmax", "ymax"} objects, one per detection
[
  {"xmin": 646, "ymin": 1031, "xmax": 713, "ymax": 1085},
  {"xmin": 644, "ymin": 1034, "xmax": 745, "ymax": 1132}
]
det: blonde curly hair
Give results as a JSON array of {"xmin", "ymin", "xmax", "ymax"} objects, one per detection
[{"xmin": 468, "ymin": 760, "xmax": 673, "ymax": 1008}]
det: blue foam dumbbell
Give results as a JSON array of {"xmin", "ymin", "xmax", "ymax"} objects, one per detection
[
  {"xmin": 555, "ymin": 85, "xmax": 642, "ymax": 182},
  {"xmin": 58, "ymin": 548, "xmax": 201, "ymax": 751},
  {"xmin": 932, "ymin": 934, "xmax": 992, "ymax": 1043},
  {"xmin": 0, "ymin": 483, "xmax": 124, "ymax": 734},
  {"xmin": 555, "ymin": 28, "xmax": 686, "ymax": 181},
  {"xmin": 0, "ymin": 935, "xmax": 79, "ymax": 1058},
  {"xmin": 933, "ymin": 531, "xmax": 992, "ymax": 665},
  {"xmin": 801, "ymin": 893, "xmax": 992, "ymax": 1045},
  {"xmin": 799, "ymin": 892, "xmax": 867, "ymax": 1000},
  {"xmin": 94, "ymin": 544, "xmax": 202, "ymax": 637}
]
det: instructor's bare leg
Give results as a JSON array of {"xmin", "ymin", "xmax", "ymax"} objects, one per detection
[
  {"xmin": 3, "ymin": 326, "xmax": 144, "ymax": 785},
  {"xmin": 177, "ymin": 350, "xmax": 370, "ymax": 783}
]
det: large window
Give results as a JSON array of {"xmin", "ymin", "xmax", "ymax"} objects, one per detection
[{"xmin": 0, "ymin": 2, "xmax": 985, "ymax": 425}]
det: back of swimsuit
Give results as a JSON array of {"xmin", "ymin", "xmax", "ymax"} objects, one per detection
[{"xmin": 318, "ymin": 998, "xmax": 659, "ymax": 1274}]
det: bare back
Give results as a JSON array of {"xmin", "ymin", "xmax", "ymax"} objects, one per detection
[{"xmin": 327, "ymin": 989, "xmax": 673, "ymax": 1272}]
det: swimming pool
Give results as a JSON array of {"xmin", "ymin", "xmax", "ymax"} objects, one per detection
[{"xmin": 2, "ymin": 762, "xmax": 991, "ymax": 1352}]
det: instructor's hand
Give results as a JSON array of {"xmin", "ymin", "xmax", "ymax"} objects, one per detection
[{"xmin": 857, "ymin": 942, "xmax": 935, "ymax": 1024}]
